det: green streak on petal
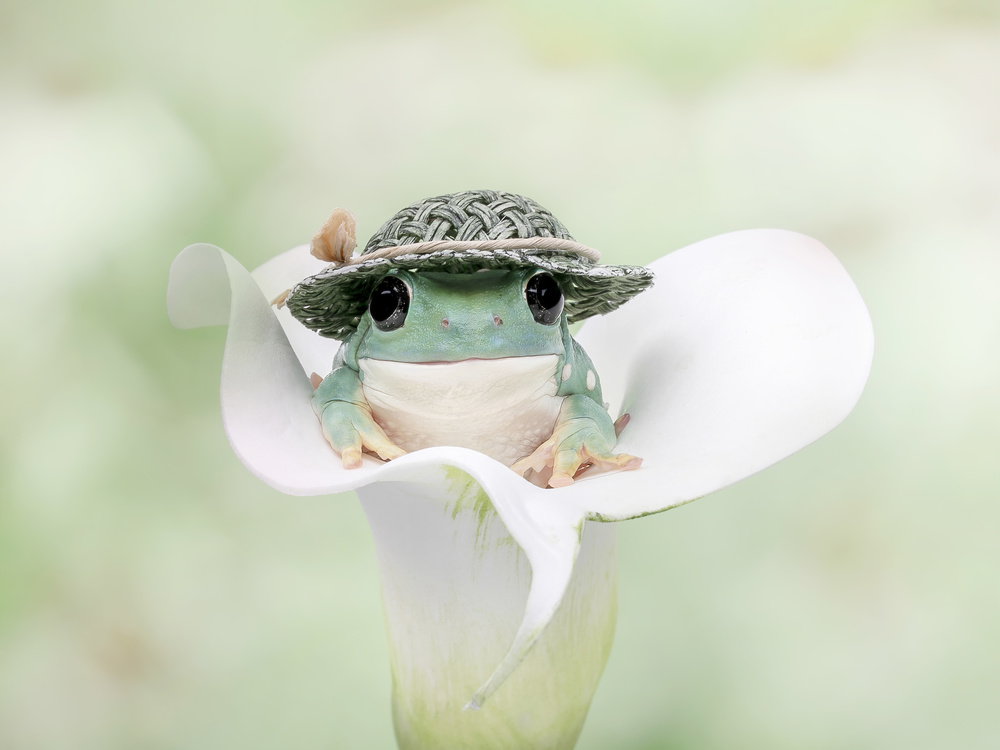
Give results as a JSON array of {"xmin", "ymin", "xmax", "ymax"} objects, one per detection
[{"xmin": 442, "ymin": 465, "xmax": 515, "ymax": 551}]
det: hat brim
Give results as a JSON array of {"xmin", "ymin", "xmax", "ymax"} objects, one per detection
[{"xmin": 285, "ymin": 247, "xmax": 655, "ymax": 340}]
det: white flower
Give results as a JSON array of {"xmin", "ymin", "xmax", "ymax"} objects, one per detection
[{"xmin": 168, "ymin": 229, "xmax": 872, "ymax": 748}]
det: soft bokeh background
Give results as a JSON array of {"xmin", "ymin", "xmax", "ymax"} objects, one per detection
[{"xmin": 2, "ymin": 0, "xmax": 998, "ymax": 748}]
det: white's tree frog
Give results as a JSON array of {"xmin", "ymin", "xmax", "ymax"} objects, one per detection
[{"xmin": 283, "ymin": 190, "xmax": 654, "ymax": 488}]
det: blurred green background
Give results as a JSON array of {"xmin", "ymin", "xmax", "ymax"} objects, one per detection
[{"xmin": 2, "ymin": 0, "xmax": 999, "ymax": 748}]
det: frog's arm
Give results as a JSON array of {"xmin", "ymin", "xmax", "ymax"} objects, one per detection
[
  {"xmin": 312, "ymin": 346, "xmax": 406, "ymax": 469},
  {"xmin": 555, "ymin": 337, "xmax": 605, "ymax": 403},
  {"xmin": 514, "ymin": 332, "xmax": 641, "ymax": 487}
]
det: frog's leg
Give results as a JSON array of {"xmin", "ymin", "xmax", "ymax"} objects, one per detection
[
  {"xmin": 511, "ymin": 334, "xmax": 642, "ymax": 487},
  {"xmin": 312, "ymin": 365, "xmax": 407, "ymax": 469},
  {"xmin": 512, "ymin": 395, "xmax": 642, "ymax": 488}
]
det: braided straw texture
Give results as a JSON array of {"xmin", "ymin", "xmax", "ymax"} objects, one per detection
[
  {"xmin": 286, "ymin": 190, "xmax": 654, "ymax": 340},
  {"xmin": 364, "ymin": 189, "xmax": 574, "ymax": 252}
]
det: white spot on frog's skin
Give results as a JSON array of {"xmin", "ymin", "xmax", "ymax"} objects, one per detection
[
  {"xmin": 561, "ymin": 364, "xmax": 572, "ymax": 382},
  {"xmin": 586, "ymin": 369, "xmax": 596, "ymax": 391}
]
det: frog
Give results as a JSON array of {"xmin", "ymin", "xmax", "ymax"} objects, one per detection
[{"xmin": 281, "ymin": 190, "xmax": 655, "ymax": 488}]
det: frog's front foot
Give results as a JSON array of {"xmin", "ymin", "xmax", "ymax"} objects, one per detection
[
  {"xmin": 511, "ymin": 396, "xmax": 642, "ymax": 488},
  {"xmin": 317, "ymin": 399, "xmax": 407, "ymax": 470}
]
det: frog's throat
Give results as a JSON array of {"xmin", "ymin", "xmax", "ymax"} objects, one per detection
[{"xmin": 358, "ymin": 355, "xmax": 562, "ymax": 467}]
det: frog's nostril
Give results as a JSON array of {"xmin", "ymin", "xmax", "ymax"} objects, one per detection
[
  {"xmin": 493, "ymin": 315, "xmax": 503, "ymax": 326},
  {"xmin": 441, "ymin": 318, "xmax": 449, "ymax": 329}
]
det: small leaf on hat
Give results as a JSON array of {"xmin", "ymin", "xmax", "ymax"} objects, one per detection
[{"xmin": 311, "ymin": 208, "xmax": 357, "ymax": 264}]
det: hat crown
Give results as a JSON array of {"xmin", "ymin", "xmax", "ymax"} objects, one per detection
[
  {"xmin": 364, "ymin": 189, "xmax": 574, "ymax": 254},
  {"xmin": 285, "ymin": 189, "xmax": 654, "ymax": 340}
]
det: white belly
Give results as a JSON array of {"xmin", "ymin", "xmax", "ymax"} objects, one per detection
[{"xmin": 359, "ymin": 355, "xmax": 562, "ymax": 467}]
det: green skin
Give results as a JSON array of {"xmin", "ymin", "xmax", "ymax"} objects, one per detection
[{"xmin": 312, "ymin": 268, "xmax": 640, "ymax": 488}]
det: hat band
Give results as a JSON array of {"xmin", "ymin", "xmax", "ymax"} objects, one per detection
[{"xmin": 336, "ymin": 237, "xmax": 602, "ymax": 267}]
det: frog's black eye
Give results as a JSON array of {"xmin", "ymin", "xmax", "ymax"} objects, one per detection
[
  {"xmin": 524, "ymin": 272, "xmax": 564, "ymax": 326},
  {"xmin": 369, "ymin": 276, "xmax": 410, "ymax": 331}
]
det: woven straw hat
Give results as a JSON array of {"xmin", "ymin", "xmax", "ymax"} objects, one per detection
[{"xmin": 283, "ymin": 189, "xmax": 654, "ymax": 340}]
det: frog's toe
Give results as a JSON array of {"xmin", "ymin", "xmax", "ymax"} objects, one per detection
[
  {"xmin": 594, "ymin": 452, "xmax": 643, "ymax": 472},
  {"xmin": 547, "ymin": 446, "xmax": 583, "ymax": 487},
  {"xmin": 550, "ymin": 444, "xmax": 643, "ymax": 487},
  {"xmin": 321, "ymin": 405, "xmax": 406, "ymax": 468},
  {"xmin": 335, "ymin": 433, "xmax": 405, "ymax": 469},
  {"xmin": 513, "ymin": 427, "xmax": 642, "ymax": 487},
  {"xmin": 371, "ymin": 442, "xmax": 407, "ymax": 462},
  {"xmin": 340, "ymin": 446, "xmax": 364, "ymax": 470},
  {"xmin": 356, "ymin": 420, "xmax": 407, "ymax": 463},
  {"xmin": 511, "ymin": 440, "xmax": 555, "ymax": 477},
  {"xmin": 547, "ymin": 470, "xmax": 576, "ymax": 488}
]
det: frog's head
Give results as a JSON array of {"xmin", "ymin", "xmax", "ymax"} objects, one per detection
[
  {"xmin": 283, "ymin": 189, "xmax": 654, "ymax": 344},
  {"xmin": 354, "ymin": 267, "xmax": 567, "ymax": 363}
]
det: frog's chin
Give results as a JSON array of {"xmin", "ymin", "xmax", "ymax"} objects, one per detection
[{"xmin": 357, "ymin": 355, "xmax": 562, "ymax": 467}]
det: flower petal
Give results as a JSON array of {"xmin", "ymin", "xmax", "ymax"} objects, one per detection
[
  {"xmin": 567, "ymin": 229, "xmax": 873, "ymax": 520},
  {"xmin": 355, "ymin": 460, "xmax": 605, "ymax": 729},
  {"xmin": 168, "ymin": 243, "xmax": 371, "ymax": 494},
  {"xmin": 249, "ymin": 245, "xmax": 339, "ymax": 380},
  {"xmin": 169, "ymin": 245, "xmax": 590, "ymax": 704},
  {"xmin": 339, "ymin": 448, "xmax": 589, "ymax": 708}
]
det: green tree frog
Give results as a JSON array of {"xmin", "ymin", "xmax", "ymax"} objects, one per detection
[{"xmin": 282, "ymin": 190, "xmax": 654, "ymax": 488}]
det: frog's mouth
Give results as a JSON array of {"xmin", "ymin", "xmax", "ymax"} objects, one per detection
[{"xmin": 357, "ymin": 355, "xmax": 563, "ymax": 466}]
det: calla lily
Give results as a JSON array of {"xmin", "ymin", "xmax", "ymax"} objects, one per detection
[{"xmin": 168, "ymin": 229, "xmax": 872, "ymax": 749}]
